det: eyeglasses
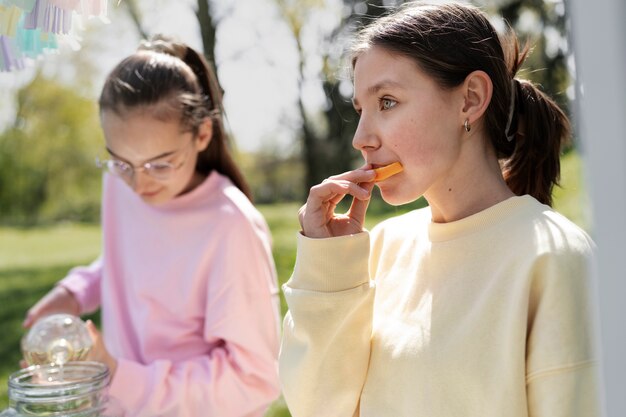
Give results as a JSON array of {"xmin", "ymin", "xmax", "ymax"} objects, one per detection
[{"xmin": 96, "ymin": 140, "xmax": 194, "ymax": 182}]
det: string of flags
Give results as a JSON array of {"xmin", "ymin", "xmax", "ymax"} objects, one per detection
[{"xmin": 0, "ymin": 0, "xmax": 109, "ymax": 72}]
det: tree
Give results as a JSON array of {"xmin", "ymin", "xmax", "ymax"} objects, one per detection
[
  {"xmin": 195, "ymin": 0, "xmax": 219, "ymax": 77},
  {"xmin": 0, "ymin": 73, "xmax": 103, "ymax": 225},
  {"xmin": 274, "ymin": 0, "xmax": 400, "ymax": 191},
  {"xmin": 120, "ymin": 0, "xmax": 222, "ymax": 86},
  {"xmin": 495, "ymin": 0, "xmax": 571, "ymax": 123}
]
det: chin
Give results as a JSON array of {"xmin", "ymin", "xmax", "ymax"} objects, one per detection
[
  {"xmin": 139, "ymin": 192, "xmax": 170, "ymax": 205},
  {"xmin": 378, "ymin": 186, "xmax": 421, "ymax": 207}
]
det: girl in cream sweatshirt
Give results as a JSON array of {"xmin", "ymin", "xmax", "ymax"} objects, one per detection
[{"xmin": 279, "ymin": 3, "xmax": 601, "ymax": 417}]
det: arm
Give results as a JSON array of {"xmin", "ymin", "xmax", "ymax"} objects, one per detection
[
  {"xmin": 23, "ymin": 257, "xmax": 103, "ymax": 328},
  {"xmin": 280, "ymin": 232, "xmax": 374, "ymax": 417},
  {"xmin": 526, "ymin": 237, "xmax": 603, "ymax": 417},
  {"xmin": 58, "ymin": 256, "xmax": 103, "ymax": 314},
  {"xmin": 107, "ymin": 218, "xmax": 281, "ymax": 417},
  {"xmin": 278, "ymin": 167, "xmax": 377, "ymax": 417}
]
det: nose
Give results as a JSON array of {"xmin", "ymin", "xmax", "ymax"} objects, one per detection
[
  {"xmin": 352, "ymin": 115, "xmax": 380, "ymax": 152},
  {"xmin": 129, "ymin": 170, "xmax": 153, "ymax": 193}
]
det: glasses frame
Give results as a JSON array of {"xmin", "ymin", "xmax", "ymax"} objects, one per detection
[{"xmin": 95, "ymin": 137, "xmax": 196, "ymax": 182}]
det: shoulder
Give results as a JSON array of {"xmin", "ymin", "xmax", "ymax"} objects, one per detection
[
  {"xmin": 522, "ymin": 197, "xmax": 595, "ymax": 257},
  {"xmin": 514, "ymin": 198, "xmax": 597, "ymax": 294},
  {"xmin": 479, "ymin": 196, "xmax": 597, "ymax": 281},
  {"xmin": 212, "ymin": 173, "xmax": 271, "ymax": 242}
]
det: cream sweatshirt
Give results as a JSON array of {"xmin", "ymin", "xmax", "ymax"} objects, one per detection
[{"xmin": 279, "ymin": 195, "xmax": 601, "ymax": 417}]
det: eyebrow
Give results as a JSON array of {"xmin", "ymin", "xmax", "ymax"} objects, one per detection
[
  {"xmin": 106, "ymin": 147, "xmax": 178, "ymax": 165},
  {"xmin": 352, "ymin": 79, "xmax": 404, "ymax": 107}
]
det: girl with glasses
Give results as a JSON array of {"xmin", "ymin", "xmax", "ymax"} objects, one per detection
[
  {"xmin": 23, "ymin": 36, "xmax": 281, "ymax": 417},
  {"xmin": 279, "ymin": 2, "xmax": 601, "ymax": 417}
]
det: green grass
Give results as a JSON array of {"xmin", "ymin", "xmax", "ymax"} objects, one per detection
[
  {"xmin": 553, "ymin": 150, "xmax": 591, "ymax": 232},
  {"xmin": 0, "ymin": 224, "xmax": 102, "ymax": 412},
  {"xmin": 0, "ymin": 152, "xmax": 588, "ymax": 413},
  {"xmin": 0, "ymin": 224, "xmax": 102, "ymax": 270}
]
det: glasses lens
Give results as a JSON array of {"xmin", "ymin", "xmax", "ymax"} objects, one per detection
[
  {"xmin": 146, "ymin": 162, "xmax": 174, "ymax": 180},
  {"xmin": 109, "ymin": 160, "xmax": 133, "ymax": 179}
]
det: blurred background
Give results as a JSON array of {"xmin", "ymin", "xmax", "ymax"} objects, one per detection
[{"xmin": 0, "ymin": 0, "xmax": 594, "ymax": 415}]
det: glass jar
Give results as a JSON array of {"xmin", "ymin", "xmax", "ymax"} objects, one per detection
[{"xmin": 0, "ymin": 362, "xmax": 122, "ymax": 417}]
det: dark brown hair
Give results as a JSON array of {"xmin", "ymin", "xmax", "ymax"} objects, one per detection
[
  {"xmin": 351, "ymin": 2, "xmax": 570, "ymax": 206},
  {"xmin": 98, "ymin": 35, "xmax": 252, "ymax": 200}
]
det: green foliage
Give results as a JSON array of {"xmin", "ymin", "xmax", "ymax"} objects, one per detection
[
  {"xmin": 0, "ymin": 72, "xmax": 103, "ymax": 225},
  {"xmin": 553, "ymin": 150, "xmax": 591, "ymax": 231},
  {"xmin": 237, "ymin": 149, "xmax": 306, "ymax": 204},
  {"xmin": 494, "ymin": 0, "xmax": 571, "ymax": 116}
]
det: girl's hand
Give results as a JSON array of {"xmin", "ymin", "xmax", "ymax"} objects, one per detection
[
  {"xmin": 299, "ymin": 168, "xmax": 376, "ymax": 238},
  {"xmin": 85, "ymin": 320, "xmax": 118, "ymax": 378},
  {"xmin": 23, "ymin": 286, "xmax": 80, "ymax": 328}
]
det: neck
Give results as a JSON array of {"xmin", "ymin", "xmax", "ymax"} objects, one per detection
[
  {"xmin": 180, "ymin": 171, "xmax": 208, "ymax": 196},
  {"xmin": 425, "ymin": 136, "xmax": 515, "ymax": 223}
]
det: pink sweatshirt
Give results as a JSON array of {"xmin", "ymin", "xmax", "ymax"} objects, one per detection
[{"xmin": 60, "ymin": 171, "xmax": 281, "ymax": 417}]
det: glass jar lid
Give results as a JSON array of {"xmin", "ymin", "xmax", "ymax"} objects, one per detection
[{"xmin": 21, "ymin": 314, "xmax": 93, "ymax": 366}]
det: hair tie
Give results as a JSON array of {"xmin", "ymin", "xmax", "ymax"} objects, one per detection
[{"xmin": 504, "ymin": 78, "xmax": 517, "ymax": 142}]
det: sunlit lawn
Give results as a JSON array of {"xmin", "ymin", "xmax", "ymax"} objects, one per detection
[{"xmin": 0, "ymin": 151, "xmax": 587, "ymax": 413}]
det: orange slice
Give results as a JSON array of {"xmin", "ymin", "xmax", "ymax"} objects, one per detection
[{"xmin": 373, "ymin": 162, "xmax": 403, "ymax": 182}]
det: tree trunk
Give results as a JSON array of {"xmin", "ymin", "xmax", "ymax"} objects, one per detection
[
  {"xmin": 195, "ymin": 0, "xmax": 220, "ymax": 85},
  {"xmin": 121, "ymin": 0, "xmax": 149, "ymax": 40}
]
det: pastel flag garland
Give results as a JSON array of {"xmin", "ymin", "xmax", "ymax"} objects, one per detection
[{"xmin": 0, "ymin": 0, "xmax": 108, "ymax": 72}]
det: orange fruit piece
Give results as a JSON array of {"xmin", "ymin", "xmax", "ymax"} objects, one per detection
[{"xmin": 373, "ymin": 162, "xmax": 403, "ymax": 182}]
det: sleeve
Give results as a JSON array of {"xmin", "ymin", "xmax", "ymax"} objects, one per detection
[
  {"xmin": 107, "ymin": 215, "xmax": 281, "ymax": 417},
  {"xmin": 526, "ymin": 235, "xmax": 603, "ymax": 417},
  {"xmin": 279, "ymin": 232, "xmax": 375, "ymax": 417},
  {"xmin": 58, "ymin": 256, "xmax": 103, "ymax": 314},
  {"xmin": 56, "ymin": 174, "xmax": 108, "ymax": 314}
]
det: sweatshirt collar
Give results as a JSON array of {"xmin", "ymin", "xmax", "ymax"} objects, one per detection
[{"xmin": 427, "ymin": 195, "xmax": 539, "ymax": 242}]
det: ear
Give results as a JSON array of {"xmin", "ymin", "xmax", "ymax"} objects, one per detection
[
  {"xmin": 460, "ymin": 70, "xmax": 493, "ymax": 127},
  {"xmin": 195, "ymin": 117, "xmax": 213, "ymax": 152}
]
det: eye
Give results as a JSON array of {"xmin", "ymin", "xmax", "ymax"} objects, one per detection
[
  {"xmin": 147, "ymin": 162, "xmax": 174, "ymax": 173},
  {"xmin": 112, "ymin": 160, "xmax": 131, "ymax": 172},
  {"xmin": 379, "ymin": 97, "xmax": 397, "ymax": 111}
]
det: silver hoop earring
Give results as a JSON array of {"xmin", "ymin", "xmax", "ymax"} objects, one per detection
[{"xmin": 464, "ymin": 119, "xmax": 471, "ymax": 133}]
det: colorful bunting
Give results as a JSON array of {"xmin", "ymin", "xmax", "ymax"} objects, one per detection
[{"xmin": 0, "ymin": 0, "xmax": 108, "ymax": 72}]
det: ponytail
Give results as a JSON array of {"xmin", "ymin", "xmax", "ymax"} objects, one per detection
[
  {"xmin": 179, "ymin": 46, "xmax": 253, "ymax": 201},
  {"xmin": 501, "ymin": 34, "xmax": 571, "ymax": 207}
]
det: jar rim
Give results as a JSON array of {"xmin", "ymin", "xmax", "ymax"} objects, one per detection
[{"xmin": 8, "ymin": 361, "xmax": 110, "ymax": 403}]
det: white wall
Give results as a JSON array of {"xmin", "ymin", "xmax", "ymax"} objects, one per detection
[{"xmin": 568, "ymin": 0, "xmax": 626, "ymax": 416}]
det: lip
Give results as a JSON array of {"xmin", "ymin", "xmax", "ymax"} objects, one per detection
[
  {"xmin": 368, "ymin": 162, "xmax": 395, "ymax": 169},
  {"xmin": 140, "ymin": 189, "xmax": 161, "ymax": 198}
]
